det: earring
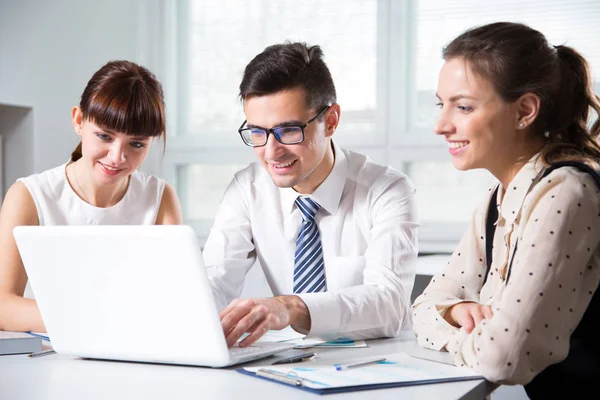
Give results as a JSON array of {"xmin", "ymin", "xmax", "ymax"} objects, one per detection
[{"xmin": 518, "ymin": 122, "xmax": 525, "ymax": 128}]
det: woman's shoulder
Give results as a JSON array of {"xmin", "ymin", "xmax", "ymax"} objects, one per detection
[
  {"xmin": 18, "ymin": 164, "xmax": 66, "ymax": 183},
  {"xmin": 129, "ymin": 169, "xmax": 165, "ymax": 188},
  {"xmin": 0, "ymin": 180, "xmax": 38, "ymax": 224},
  {"xmin": 127, "ymin": 169, "xmax": 166, "ymax": 201},
  {"xmin": 539, "ymin": 164, "xmax": 599, "ymax": 190},
  {"xmin": 16, "ymin": 163, "xmax": 68, "ymax": 195},
  {"xmin": 529, "ymin": 164, "xmax": 600, "ymax": 205}
]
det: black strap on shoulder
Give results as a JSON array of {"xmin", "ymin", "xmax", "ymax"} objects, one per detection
[
  {"xmin": 483, "ymin": 187, "xmax": 499, "ymax": 286},
  {"xmin": 484, "ymin": 161, "xmax": 600, "ymax": 286},
  {"xmin": 541, "ymin": 161, "xmax": 600, "ymax": 188}
]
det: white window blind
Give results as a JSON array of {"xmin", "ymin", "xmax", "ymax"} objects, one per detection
[
  {"xmin": 180, "ymin": 0, "xmax": 379, "ymax": 143},
  {"xmin": 165, "ymin": 0, "xmax": 384, "ymax": 239},
  {"xmin": 412, "ymin": 0, "xmax": 600, "ymax": 143},
  {"xmin": 165, "ymin": 0, "xmax": 600, "ymax": 251},
  {"xmin": 402, "ymin": 0, "xmax": 600, "ymax": 251}
]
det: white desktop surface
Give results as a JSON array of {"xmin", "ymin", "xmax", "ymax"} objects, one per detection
[{"xmin": 0, "ymin": 331, "xmax": 495, "ymax": 400}]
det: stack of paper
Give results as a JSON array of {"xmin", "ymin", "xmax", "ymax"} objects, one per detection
[
  {"xmin": 239, "ymin": 352, "xmax": 483, "ymax": 394},
  {"xmin": 0, "ymin": 331, "xmax": 43, "ymax": 355}
]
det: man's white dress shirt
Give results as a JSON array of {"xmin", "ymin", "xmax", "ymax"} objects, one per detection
[{"xmin": 204, "ymin": 142, "xmax": 419, "ymax": 339}]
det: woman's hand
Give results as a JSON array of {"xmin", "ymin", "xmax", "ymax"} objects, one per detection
[{"xmin": 444, "ymin": 302, "xmax": 493, "ymax": 333}]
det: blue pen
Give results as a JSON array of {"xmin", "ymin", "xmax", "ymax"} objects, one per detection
[{"xmin": 26, "ymin": 332, "xmax": 50, "ymax": 341}]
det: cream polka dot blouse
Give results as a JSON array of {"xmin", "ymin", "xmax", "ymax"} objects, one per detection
[{"xmin": 411, "ymin": 155, "xmax": 600, "ymax": 385}]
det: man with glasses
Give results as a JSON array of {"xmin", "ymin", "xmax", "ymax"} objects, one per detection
[{"xmin": 203, "ymin": 42, "xmax": 419, "ymax": 347}]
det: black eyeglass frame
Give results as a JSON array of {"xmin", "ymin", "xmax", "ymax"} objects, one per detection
[{"xmin": 237, "ymin": 105, "xmax": 331, "ymax": 147}]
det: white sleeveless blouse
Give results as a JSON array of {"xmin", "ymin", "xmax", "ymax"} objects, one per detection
[{"xmin": 17, "ymin": 163, "xmax": 165, "ymax": 225}]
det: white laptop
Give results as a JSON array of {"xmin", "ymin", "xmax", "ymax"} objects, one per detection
[{"xmin": 13, "ymin": 225, "xmax": 295, "ymax": 367}]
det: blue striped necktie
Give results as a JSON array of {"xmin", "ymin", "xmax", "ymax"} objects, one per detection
[{"xmin": 293, "ymin": 197, "xmax": 327, "ymax": 293}]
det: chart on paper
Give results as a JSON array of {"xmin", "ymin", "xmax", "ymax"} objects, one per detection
[{"xmin": 244, "ymin": 352, "xmax": 481, "ymax": 389}]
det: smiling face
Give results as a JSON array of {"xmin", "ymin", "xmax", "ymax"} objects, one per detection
[
  {"xmin": 72, "ymin": 107, "xmax": 152, "ymax": 185},
  {"xmin": 434, "ymin": 57, "xmax": 521, "ymax": 174},
  {"xmin": 244, "ymin": 87, "xmax": 338, "ymax": 194}
]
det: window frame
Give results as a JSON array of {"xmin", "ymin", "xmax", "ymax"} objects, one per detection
[{"xmin": 161, "ymin": 0, "xmax": 477, "ymax": 250}]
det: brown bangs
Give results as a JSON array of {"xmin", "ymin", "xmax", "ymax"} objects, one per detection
[
  {"xmin": 79, "ymin": 60, "xmax": 165, "ymax": 139},
  {"xmin": 70, "ymin": 60, "xmax": 166, "ymax": 162},
  {"xmin": 82, "ymin": 78, "xmax": 165, "ymax": 138}
]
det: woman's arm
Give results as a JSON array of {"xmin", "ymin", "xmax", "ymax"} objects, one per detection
[
  {"xmin": 447, "ymin": 169, "xmax": 600, "ymax": 385},
  {"xmin": 155, "ymin": 183, "xmax": 183, "ymax": 225},
  {"xmin": 412, "ymin": 190, "xmax": 492, "ymax": 350},
  {"xmin": 0, "ymin": 181, "xmax": 44, "ymax": 332}
]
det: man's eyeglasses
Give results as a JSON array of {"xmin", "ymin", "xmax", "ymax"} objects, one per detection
[{"xmin": 238, "ymin": 105, "xmax": 331, "ymax": 147}]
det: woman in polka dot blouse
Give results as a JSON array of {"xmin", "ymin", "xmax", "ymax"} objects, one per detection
[{"xmin": 412, "ymin": 22, "xmax": 600, "ymax": 398}]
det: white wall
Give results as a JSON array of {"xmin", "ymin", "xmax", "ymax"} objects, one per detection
[
  {"xmin": 0, "ymin": 0, "xmax": 165, "ymax": 298},
  {"xmin": 0, "ymin": 105, "xmax": 34, "ymax": 200},
  {"xmin": 0, "ymin": 0, "xmax": 164, "ymax": 187}
]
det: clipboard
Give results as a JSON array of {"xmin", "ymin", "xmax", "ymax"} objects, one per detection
[{"xmin": 237, "ymin": 352, "xmax": 483, "ymax": 394}]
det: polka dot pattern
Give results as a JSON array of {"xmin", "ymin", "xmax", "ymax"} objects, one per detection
[{"xmin": 412, "ymin": 161, "xmax": 600, "ymax": 384}]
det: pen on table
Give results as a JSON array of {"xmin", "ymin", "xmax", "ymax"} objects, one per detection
[
  {"xmin": 26, "ymin": 332, "xmax": 51, "ymax": 341},
  {"xmin": 29, "ymin": 349, "xmax": 56, "ymax": 358},
  {"xmin": 271, "ymin": 352, "xmax": 316, "ymax": 365},
  {"xmin": 335, "ymin": 357, "xmax": 386, "ymax": 371}
]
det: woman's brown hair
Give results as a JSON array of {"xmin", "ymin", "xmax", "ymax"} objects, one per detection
[
  {"xmin": 71, "ymin": 60, "xmax": 166, "ymax": 162},
  {"xmin": 442, "ymin": 22, "xmax": 600, "ymax": 168}
]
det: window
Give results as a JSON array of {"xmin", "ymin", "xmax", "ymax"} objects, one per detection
[
  {"xmin": 164, "ymin": 0, "xmax": 600, "ymax": 251},
  {"xmin": 164, "ymin": 0, "xmax": 384, "ymax": 241},
  {"xmin": 404, "ymin": 0, "xmax": 600, "ymax": 251}
]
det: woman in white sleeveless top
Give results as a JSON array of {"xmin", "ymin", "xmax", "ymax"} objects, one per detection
[{"xmin": 0, "ymin": 60, "xmax": 182, "ymax": 333}]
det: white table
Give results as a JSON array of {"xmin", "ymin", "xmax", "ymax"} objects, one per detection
[{"xmin": 0, "ymin": 332, "xmax": 496, "ymax": 400}]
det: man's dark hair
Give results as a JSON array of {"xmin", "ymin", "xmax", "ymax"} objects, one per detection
[{"xmin": 239, "ymin": 41, "xmax": 336, "ymax": 111}]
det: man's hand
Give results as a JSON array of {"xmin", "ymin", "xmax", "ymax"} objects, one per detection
[
  {"xmin": 444, "ymin": 302, "xmax": 493, "ymax": 333},
  {"xmin": 219, "ymin": 295, "xmax": 311, "ymax": 348}
]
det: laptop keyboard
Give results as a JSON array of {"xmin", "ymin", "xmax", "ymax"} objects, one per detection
[{"xmin": 229, "ymin": 345, "xmax": 265, "ymax": 356}]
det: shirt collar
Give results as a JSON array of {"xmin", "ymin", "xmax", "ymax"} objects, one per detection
[
  {"xmin": 280, "ymin": 141, "xmax": 348, "ymax": 216},
  {"xmin": 497, "ymin": 152, "xmax": 544, "ymax": 225}
]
